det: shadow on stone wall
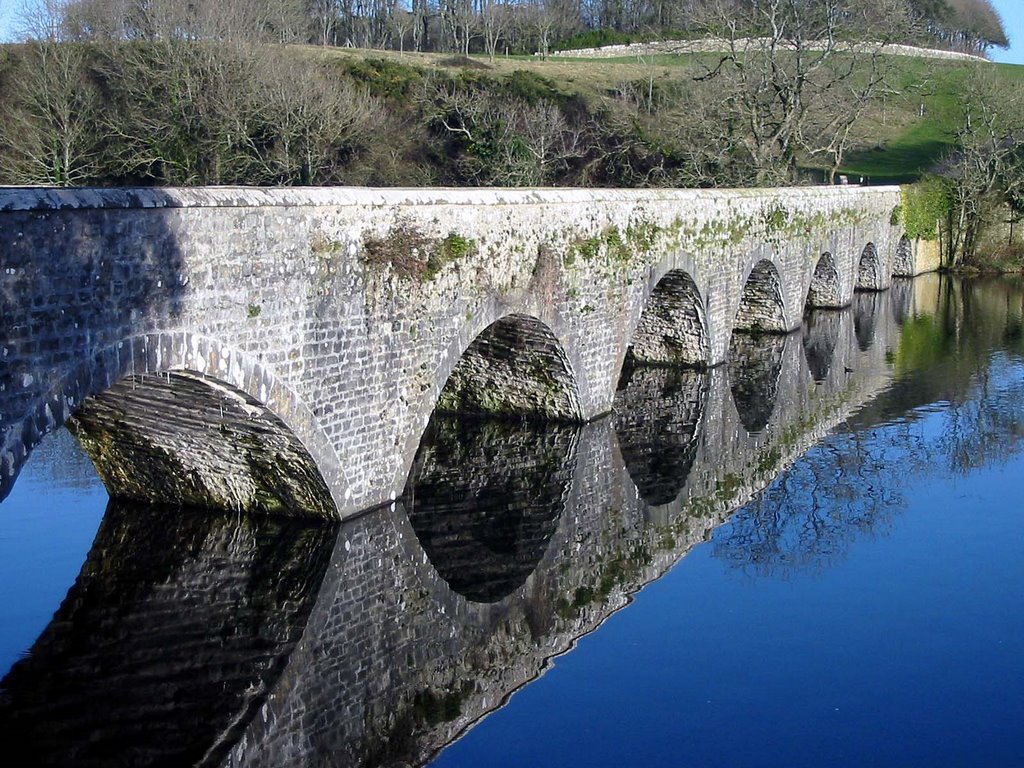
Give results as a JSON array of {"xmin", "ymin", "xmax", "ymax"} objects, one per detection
[{"xmin": 1, "ymin": 193, "xmax": 189, "ymax": 503}]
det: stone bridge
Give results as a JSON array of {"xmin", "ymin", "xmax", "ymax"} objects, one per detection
[
  {"xmin": 0, "ymin": 278, "xmax": 951, "ymax": 767},
  {"xmin": 0, "ymin": 185, "xmax": 927, "ymax": 519}
]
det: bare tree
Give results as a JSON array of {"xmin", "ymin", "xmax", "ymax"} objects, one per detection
[
  {"xmin": 945, "ymin": 66, "xmax": 1024, "ymax": 264},
  {"xmin": 0, "ymin": 41, "xmax": 99, "ymax": 184},
  {"xmin": 687, "ymin": 0, "xmax": 912, "ymax": 186},
  {"xmin": 479, "ymin": 0, "xmax": 506, "ymax": 61}
]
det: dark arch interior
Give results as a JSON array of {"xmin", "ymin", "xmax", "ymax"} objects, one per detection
[
  {"xmin": 67, "ymin": 371, "xmax": 336, "ymax": 518},
  {"xmin": 734, "ymin": 260, "xmax": 788, "ymax": 334},
  {"xmin": 806, "ymin": 253, "xmax": 844, "ymax": 309},
  {"xmin": 614, "ymin": 366, "xmax": 709, "ymax": 506},
  {"xmin": 891, "ymin": 278, "xmax": 913, "ymax": 325},
  {"xmin": 0, "ymin": 499, "xmax": 338, "ymax": 768},
  {"xmin": 402, "ymin": 416, "xmax": 577, "ymax": 603},
  {"xmin": 436, "ymin": 314, "xmax": 582, "ymax": 421},
  {"xmin": 854, "ymin": 291, "xmax": 882, "ymax": 351},
  {"xmin": 803, "ymin": 308, "xmax": 845, "ymax": 383},
  {"xmin": 857, "ymin": 243, "xmax": 882, "ymax": 291},
  {"xmin": 629, "ymin": 270, "xmax": 709, "ymax": 367},
  {"xmin": 729, "ymin": 333, "xmax": 787, "ymax": 433},
  {"xmin": 893, "ymin": 236, "xmax": 914, "ymax": 277}
]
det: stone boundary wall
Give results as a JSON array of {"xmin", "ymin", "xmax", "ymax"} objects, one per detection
[{"xmin": 548, "ymin": 37, "xmax": 989, "ymax": 61}]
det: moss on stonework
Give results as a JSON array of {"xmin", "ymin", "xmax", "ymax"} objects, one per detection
[
  {"xmin": 363, "ymin": 220, "xmax": 477, "ymax": 280},
  {"xmin": 899, "ymin": 178, "xmax": 952, "ymax": 241}
]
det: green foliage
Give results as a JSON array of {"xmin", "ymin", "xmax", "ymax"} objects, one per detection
[
  {"xmin": 571, "ymin": 235, "xmax": 602, "ymax": 261},
  {"xmin": 501, "ymin": 69, "xmax": 562, "ymax": 105},
  {"xmin": 625, "ymin": 218, "xmax": 662, "ymax": 252},
  {"xmin": 2, "ymin": 40, "xmax": 1021, "ymax": 191},
  {"xmin": 900, "ymin": 177, "xmax": 952, "ymax": 240},
  {"xmin": 363, "ymin": 222, "xmax": 476, "ymax": 281},
  {"xmin": 247, "ymin": 303, "xmax": 262, "ymax": 318},
  {"xmin": 340, "ymin": 56, "xmax": 422, "ymax": 99},
  {"xmin": 603, "ymin": 226, "xmax": 630, "ymax": 262},
  {"xmin": 763, "ymin": 203, "xmax": 790, "ymax": 233},
  {"xmin": 426, "ymin": 232, "xmax": 477, "ymax": 278}
]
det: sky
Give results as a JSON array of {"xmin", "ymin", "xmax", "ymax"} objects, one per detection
[
  {"xmin": 0, "ymin": 0, "xmax": 1020, "ymax": 61},
  {"xmin": 990, "ymin": 0, "xmax": 1023, "ymax": 65}
]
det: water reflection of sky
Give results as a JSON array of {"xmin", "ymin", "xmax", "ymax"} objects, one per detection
[
  {"xmin": 0, "ymin": 429, "xmax": 106, "ymax": 673},
  {"xmin": 431, "ymin": 361, "xmax": 1024, "ymax": 768}
]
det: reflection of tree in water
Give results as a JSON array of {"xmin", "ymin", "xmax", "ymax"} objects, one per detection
[
  {"xmin": 403, "ymin": 416, "xmax": 578, "ymax": 603},
  {"xmin": 712, "ymin": 428, "xmax": 913, "ymax": 577},
  {"xmin": 613, "ymin": 366, "xmax": 709, "ymax": 506},
  {"xmin": 714, "ymin": 352, "xmax": 1024, "ymax": 578},
  {"xmin": 939, "ymin": 356, "xmax": 1024, "ymax": 475}
]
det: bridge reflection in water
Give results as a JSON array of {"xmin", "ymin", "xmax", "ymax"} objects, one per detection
[{"xmin": 1, "ymin": 275, "xmax": 969, "ymax": 767}]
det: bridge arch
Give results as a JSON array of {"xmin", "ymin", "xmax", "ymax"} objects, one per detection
[
  {"xmin": 394, "ymin": 308, "xmax": 586, "ymax": 502},
  {"xmin": 728, "ymin": 333, "xmax": 786, "ymax": 434},
  {"xmin": 854, "ymin": 291, "xmax": 882, "ymax": 351},
  {"xmin": 433, "ymin": 313, "xmax": 583, "ymax": 421},
  {"xmin": 856, "ymin": 243, "xmax": 885, "ymax": 291},
  {"xmin": 629, "ymin": 269, "xmax": 709, "ymax": 367},
  {"xmin": 0, "ymin": 333, "xmax": 345, "ymax": 518},
  {"xmin": 805, "ymin": 253, "xmax": 845, "ymax": 309},
  {"xmin": 734, "ymin": 259, "xmax": 789, "ymax": 334},
  {"xmin": 893, "ymin": 235, "xmax": 914, "ymax": 277}
]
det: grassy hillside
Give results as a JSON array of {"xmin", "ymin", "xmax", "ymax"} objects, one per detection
[
  {"xmin": 0, "ymin": 40, "xmax": 1020, "ymax": 188},
  {"xmin": 314, "ymin": 46, "xmax": 1020, "ymax": 184}
]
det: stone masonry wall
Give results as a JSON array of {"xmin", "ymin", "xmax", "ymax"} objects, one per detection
[{"xmin": 1, "ymin": 185, "xmax": 905, "ymax": 518}]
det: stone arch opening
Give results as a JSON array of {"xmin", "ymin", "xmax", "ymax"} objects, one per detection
[
  {"xmin": 435, "ymin": 314, "xmax": 583, "ymax": 421},
  {"xmin": 854, "ymin": 291, "xmax": 881, "ymax": 352},
  {"xmin": 402, "ymin": 417, "xmax": 577, "ymax": 603},
  {"xmin": 629, "ymin": 270, "xmax": 709, "ymax": 367},
  {"xmin": 729, "ymin": 334, "xmax": 786, "ymax": 434},
  {"xmin": 734, "ymin": 260, "xmax": 788, "ymax": 334},
  {"xmin": 802, "ymin": 309, "xmax": 844, "ymax": 383},
  {"xmin": 67, "ymin": 370, "xmax": 337, "ymax": 518},
  {"xmin": 856, "ymin": 243, "xmax": 884, "ymax": 291},
  {"xmin": 1, "ymin": 333, "xmax": 347, "ymax": 517},
  {"xmin": 613, "ymin": 366, "xmax": 709, "ymax": 506},
  {"xmin": 893, "ymin": 235, "xmax": 914, "ymax": 277},
  {"xmin": 805, "ymin": 253, "xmax": 844, "ymax": 309}
]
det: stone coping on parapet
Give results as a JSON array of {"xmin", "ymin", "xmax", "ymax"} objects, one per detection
[
  {"xmin": 0, "ymin": 184, "xmax": 902, "ymax": 213},
  {"xmin": 546, "ymin": 38, "xmax": 989, "ymax": 62}
]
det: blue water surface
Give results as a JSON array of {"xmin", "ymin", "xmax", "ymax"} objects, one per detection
[
  {"xmin": 432, "ymin": 358, "xmax": 1024, "ymax": 768},
  {"xmin": 0, "ymin": 429, "xmax": 106, "ymax": 673}
]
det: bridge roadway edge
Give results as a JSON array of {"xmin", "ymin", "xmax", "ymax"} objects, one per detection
[{"xmin": 0, "ymin": 185, "xmax": 912, "ymax": 518}]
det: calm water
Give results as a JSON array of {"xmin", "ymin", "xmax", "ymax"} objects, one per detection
[{"xmin": 1, "ymin": 276, "xmax": 1023, "ymax": 767}]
